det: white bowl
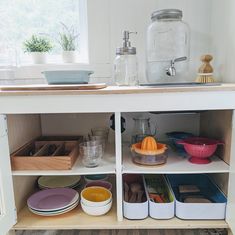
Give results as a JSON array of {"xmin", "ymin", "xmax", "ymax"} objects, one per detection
[
  {"xmin": 81, "ymin": 200, "xmax": 112, "ymax": 216},
  {"xmin": 81, "ymin": 186, "xmax": 112, "ymax": 207}
]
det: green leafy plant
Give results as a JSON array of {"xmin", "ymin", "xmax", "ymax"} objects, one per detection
[
  {"xmin": 58, "ymin": 23, "xmax": 78, "ymax": 51},
  {"xmin": 23, "ymin": 35, "xmax": 53, "ymax": 53}
]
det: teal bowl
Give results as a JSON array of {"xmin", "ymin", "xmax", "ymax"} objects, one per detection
[
  {"xmin": 84, "ymin": 174, "xmax": 108, "ymax": 183},
  {"xmin": 42, "ymin": 70, "xmax": 94, "ymax": 84}
]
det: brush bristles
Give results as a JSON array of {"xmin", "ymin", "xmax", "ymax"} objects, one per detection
[{"xmin": 195, "ymin": 75, "xmax": 215, "ymax": 83}]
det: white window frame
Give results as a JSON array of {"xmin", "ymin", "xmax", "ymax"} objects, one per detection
[
  {"xmin": 12, "ymin": 0, "xmax": 112, "ymax": 82},
  {"xmin": 0, "ymin": 0, "xmax": 112, "ymax": 82}
]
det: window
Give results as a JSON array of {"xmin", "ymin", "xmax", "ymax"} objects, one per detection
[{"xmin": 0, "ymin": 0, "xmax": 88, "ymax": 65}]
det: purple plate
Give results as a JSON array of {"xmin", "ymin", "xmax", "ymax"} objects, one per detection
[{"xmin": 27, "ymin": 188, "xmax": 78, "ymax": 211}]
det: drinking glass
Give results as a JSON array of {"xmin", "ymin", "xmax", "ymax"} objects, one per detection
[
  {"xmin": 91, "ymin": 127, "xmax": 109, "ymax": 142},
  {"xmin": 89, "ymin": 135, "xmax": 106, "ymax": 152},
  {"xmin": 79, "ymin": 141, "xmax": 103, "ymax": 168}
]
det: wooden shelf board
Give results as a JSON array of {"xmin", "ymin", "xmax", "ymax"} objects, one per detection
[
  {"xmin": 123, "ymin": 145, "xmax": 230, "ymax": 174},
  {"xmin": 2, "ymin": 84, "xmax": 235, "ymax": 97},
  {"xmin": 121, "ymin": 218, "xmax": 229, "ymax": 230},
  {"xmin": 12, "ymin": 145, "xmax": 116, "ymax": 176},
  {"xmin": 14, "ymin": 206, "xmax": 228, "ymax": 230}
]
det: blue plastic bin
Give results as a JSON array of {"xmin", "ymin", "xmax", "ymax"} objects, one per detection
[{"xmin": 167, "ymin": 174, "xmax": 227, "ymax": 220}]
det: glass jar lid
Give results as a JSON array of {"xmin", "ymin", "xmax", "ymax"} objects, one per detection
[
  {"xmin": 116, "ymin": 47, "xmax": 136, "ymax": 55},
  {"xmin": 151, "ymin": 9, "xmax": 183, "ymax": 21}
]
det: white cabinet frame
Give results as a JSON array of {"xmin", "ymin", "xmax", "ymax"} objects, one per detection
[
  {"xmin": 0, "ymin": 89, "xmax": 235, "ymax": 233},
  {"xmin": 0, "ymin": 115, "xmax": 16, "ymax": 234},
  {"xmin": 226, "ymin": 111, "xmax": 235, "ymax": 233}
]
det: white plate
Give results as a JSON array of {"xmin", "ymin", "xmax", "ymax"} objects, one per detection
[
  {"xmin": 38, "ymin": 175, "xmax": 81, "ymax": 189},
  {"xmin": 29, "ymin": 201, "xmax": 79, "ymax": 216}
]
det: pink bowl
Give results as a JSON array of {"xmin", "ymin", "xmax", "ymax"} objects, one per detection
[
  {"xmin": 177, "ymin": 137, "xmax": 224, "ymax": 164},
  {"xmin": 85, "ymin": 180, "xmax": 112, "ymax": 191}
]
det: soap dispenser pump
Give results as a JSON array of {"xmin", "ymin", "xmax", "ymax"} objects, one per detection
[{"xmin": 114, "ymin": 30, "xmax": 138, "ymax": 86}]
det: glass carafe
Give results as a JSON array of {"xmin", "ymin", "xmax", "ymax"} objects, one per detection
[{"xmin": 131, "ymin": 118, "xmax": 156, "ymax": 144}]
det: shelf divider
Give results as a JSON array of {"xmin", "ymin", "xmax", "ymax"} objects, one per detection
[{"xmin": 115, "ymin": 112, "xmax": 123, "ymax": 222}]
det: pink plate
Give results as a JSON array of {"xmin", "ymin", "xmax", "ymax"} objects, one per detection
[{"xmin": 27, "ymin": 188, "xmax": 78, "ymax": 211}]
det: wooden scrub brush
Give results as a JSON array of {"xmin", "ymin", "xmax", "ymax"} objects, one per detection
[{"xmin": 195, "ymin": 55, "xmax": 215, "ymax": 83}]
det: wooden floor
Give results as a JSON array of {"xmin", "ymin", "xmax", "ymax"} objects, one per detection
[{"xmin": 15, "ymin": 229, "xmax": 227, "ymax": 235}]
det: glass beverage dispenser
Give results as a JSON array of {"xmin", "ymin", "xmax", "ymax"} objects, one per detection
[{"xmin": 146, "ymin": 9, "xmax": 190, "ymax": 83}]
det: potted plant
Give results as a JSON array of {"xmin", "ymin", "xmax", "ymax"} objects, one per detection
[
  {"xmin": 59, "ymin": 23, "xmax": 78, "ymax": 63},
  {"xmin": 23, "ymin": 35, "xmax": 53, "ymax": 64}
]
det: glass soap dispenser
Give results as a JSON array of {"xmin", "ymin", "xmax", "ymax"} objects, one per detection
[{"xmin": 114, "ymin": 31, "xmax": 138, "ymax": 86}]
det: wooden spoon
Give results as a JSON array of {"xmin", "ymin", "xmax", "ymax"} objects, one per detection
[
  {"xmin": 124, "ymin": 182, "xmax": 129, "ymax": 202},
  {"xmin": 136, "ymin": 190, "xmax": 144, "ymax": 203},
  {"xmin": 129, "ymin": 183, "xmax": 142, "ymax": 203}
]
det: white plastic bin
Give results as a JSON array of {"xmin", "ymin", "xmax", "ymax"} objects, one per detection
[
  {"xmin": 123, "ymin": 174, "xmax": 148, "ymax": 220},
  {"xmin": 144, "ymin": 175, "xmax": 175, "ymax": 219},
  {"xmin": 167, "ymin": 174, "xmax": 227, "ymax": 220}
]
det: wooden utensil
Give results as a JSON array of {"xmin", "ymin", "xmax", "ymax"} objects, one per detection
[
  {"xmin": 136, "ymin": 191, "xmax": 144, "ymax": 203},
  {"xmin": 124, "ymin": 182, "xmax": 129, "ymax": 202},
  {"xmin": 129, "ymin": 183, "xmax": 142, "ymax": 203}
]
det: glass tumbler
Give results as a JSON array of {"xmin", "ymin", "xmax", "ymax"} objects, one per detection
[
  {"xmin": 79, "ymin": 141, "xmax": 103, "ymax": 168},
  {"xmin": 91, "ymin": 127, "xmax": 109, "ymax": 142},
  {"xmin": 89, "ymin": 135, "xmax": 106, "ymax": 152}
]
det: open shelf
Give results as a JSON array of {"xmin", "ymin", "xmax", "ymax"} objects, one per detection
[
  {"xmin": 122, "ymin": 145, "xmax": 230, "ymax": 174},
  {"xmin": 14, "ymin": 205, "xmax": 228, "ymax": 230},
  {"xmin": 7, "ymin": 111, "xmax": 233, "ymax": 232},
  {"xmin": 12, "ymin": 145, "xmax": 116, "ymax": 176},
  {"xmin": 14, "ymin": 203, "xmax": 117, "ymax": 230},
  {"xmin": 121, "ymin": 218, "xmax": 228, "ymax": 230}
]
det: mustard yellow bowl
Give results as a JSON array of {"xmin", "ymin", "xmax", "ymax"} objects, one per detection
[{"xmin": 81, "ymin": 186, "xmax": 112, "ymax": 207}]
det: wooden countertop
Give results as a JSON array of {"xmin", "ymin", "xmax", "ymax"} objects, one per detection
[{"xmin": 1, "ymin": 83, "xmax": 235, "ymax": 96}]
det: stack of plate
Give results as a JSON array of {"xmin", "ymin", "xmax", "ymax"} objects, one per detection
[
  {"xmin": 38, "ymin": 175, "xmax": 82, "ymax": 189},
  {"xmin": 27, "ymin": 188, "xmax": 79, "ymax": 216}
]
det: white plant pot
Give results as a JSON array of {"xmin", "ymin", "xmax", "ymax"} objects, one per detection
[
  {"xmin": 31, "ymin": 52, "xmax": 47, "ymax": 64},
  {"xmin": 62, "ymin": 51, "xmax": 76, "ymax": 63}
]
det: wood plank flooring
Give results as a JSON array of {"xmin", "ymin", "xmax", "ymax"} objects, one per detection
[{"xmin": 15, "ymin": 229, "xmax": 227, "ymax": 235}]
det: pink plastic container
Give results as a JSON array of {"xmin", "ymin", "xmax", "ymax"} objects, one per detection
[{"xmin": 177, "ymin": 137, "xmax": 224, "ymax": 164}]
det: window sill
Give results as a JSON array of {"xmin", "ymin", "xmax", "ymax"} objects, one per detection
[{"xmin": 13, "ymin": 63, "xmax": 111, "ymax": 79}]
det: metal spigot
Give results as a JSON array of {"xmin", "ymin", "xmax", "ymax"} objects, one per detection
[{"xmin": 166, "ymin": 56, "xmax": 187, "ymax": 76}]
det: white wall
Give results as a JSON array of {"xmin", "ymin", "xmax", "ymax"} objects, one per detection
[
  {"xmin": 8, "ymin": 0, "xmax": 215, "ymax": 84},
  {"xmin": 89, "ymin": 0, "xmax": 235, "ymax": 83},
  {"xmin": 6, "ymin": 0, "xmax": 234, "ymax": 83},
  {"xmin": 211, "ymin": 0, "xmax": 235, "ymax": 82},
  {"xmin": 40, "ymin": 113, "xmax": 200, "ymax": 143},
  {"xmin": 108, "ymin": 0, "xmax": 213, "ymax": 83}
]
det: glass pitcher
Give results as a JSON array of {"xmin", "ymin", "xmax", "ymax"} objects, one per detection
[{"xmin": 131, "ymin": 117, "xmax": 157, "ymax": 144}]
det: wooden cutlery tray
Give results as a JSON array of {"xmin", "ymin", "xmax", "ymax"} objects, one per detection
[{"xmin": 11, "ymin": 136, "xmax": 83, "ymax": 170}]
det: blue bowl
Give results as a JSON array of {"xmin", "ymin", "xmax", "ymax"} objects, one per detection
[
  {"xmin": 42, "ymin": 70, "xmax": 94, "ymax": 84},
  {"xmin": 166, "ymin": 132, "xmax": 194, "ymax": 150}
]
